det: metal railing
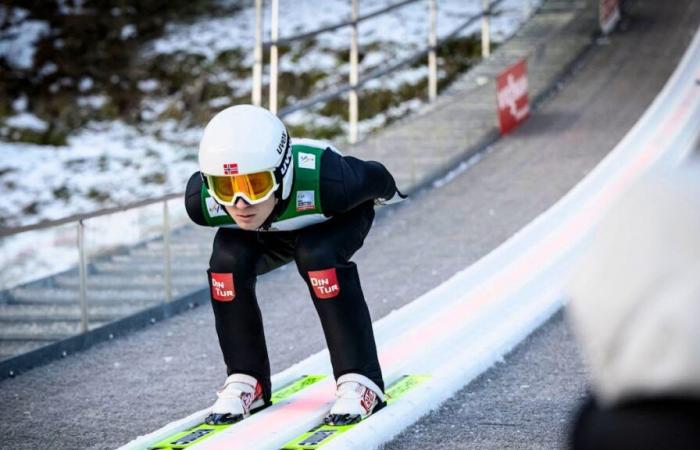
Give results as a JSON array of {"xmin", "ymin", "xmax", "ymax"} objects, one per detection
[
  {"xmin": 253, "ymin": 0, "xmax": 510, "ymax": 143},
  {"xmin": 0, "ymin": 193, "xmax": 182, "ymax": 333},
  {"xmin": 0, "ymin": 193, "xmax": 181, "ymax": 237}
]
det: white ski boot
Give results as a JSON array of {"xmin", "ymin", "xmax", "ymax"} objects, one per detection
[
  {"xmin": 205, "ymin": 373, "xmax": 267, "ymax": 425},
  {"xmin": 324, "ymin": 373, "xmax": 386, "ymax": 426}
]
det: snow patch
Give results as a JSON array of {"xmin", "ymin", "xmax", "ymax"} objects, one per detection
[
  {"xmin": 38, "ymin": 62, "xmax": 58, "ymax": 77},
  {"xmin": 12, "ymin": 95, "xmax": 28, "ymax": 112},
  {"xmin": 138, "ymin": 79, "xmax": 159, "ymax": 93},
  {"xmin": 0, "ymin": 8, "xmax": 49, "ymax": 69},
  {"xmin": 5, "ymin": 113, "xmax": 48, "ymax": 132},
  {"xmin": 77, "ymin": 95, "xmax": 108, "ymax": 109},
  {"xmin": 57, "ymin": 0, "xmax": 85, "ymax": 15},
  {"xmin": 78, "ymin": 77, "xmax": 94, "ymax": 92},
  {"xmin": 121, "ymin": 24, "xmax": 138, "ymax": 40},
  {"xmin": 208, "ymin": 96, "xmax": 232, "ymax": 109}
]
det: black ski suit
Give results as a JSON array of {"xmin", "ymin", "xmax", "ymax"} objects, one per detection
[{"xmin": 185, "ymin": 144, "xmax": 401, "ymax": 402}]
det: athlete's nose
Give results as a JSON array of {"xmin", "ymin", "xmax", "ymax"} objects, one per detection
[{"xmin": 234, "ymin": 197, "xmax": 250, "ymax": 209}]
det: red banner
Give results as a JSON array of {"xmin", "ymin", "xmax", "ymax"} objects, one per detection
[
  {"xmin": 496, "ymin": 59, "xmax": 529, "ymax": 135},
  {"xmin": 599, "ymin": 0, "xmax": 620, "ymax": 34}
]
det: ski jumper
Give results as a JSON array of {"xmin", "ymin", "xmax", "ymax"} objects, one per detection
[{"xmin": 185, "ymin": 138, "xmax": 400, "ymax": 403}]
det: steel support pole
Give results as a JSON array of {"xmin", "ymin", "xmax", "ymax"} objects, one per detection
[
  {"xmin": 428, "ymin": 0, "xmax": 437, "ymax": 102},
  {"xmin": 163, "ymin": 200, "xmax": 173, "ymax": 303},
  {"xmin": 349, "ymin": 0, "xmax": 359, "ymax": 144},
  {"xmin": 482, "ymin": 0, "xmax": 491, "ymax": 58},
  {"xmin": 252, "ymin": 0, "xmax": 263, "ymax": 106},
  {"xmin": 269, "ymin": 0, "xmax": 279, "ymax": 114},
  {"xmin": 77, "ymin": 220, "xmax": 88, "ymax": 333}
]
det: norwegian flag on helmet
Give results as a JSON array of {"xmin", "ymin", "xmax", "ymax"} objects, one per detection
[{"xmin": 223, "ymin": 163, "xmax": 238, "ymax": 175}]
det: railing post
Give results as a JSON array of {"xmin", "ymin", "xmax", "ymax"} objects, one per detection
[
  {"xmin": 252, "ymin": 0, "xmax": 263, "ymax": 106},
  {"xmin": 349, "ymin": 0, "xmax": 359, "ymax": 144},
  {"xmin": 481, "ymin": 0, "xmax": 491, "ymax": 58},
  {"xmin": 428, "ymin": 0, "xmax": 437, "ymax": 102},
  {"xmin": 269, "ymin": 0, "xmax": 279, "ymax": 114},
  {"xmin": 77, "ymin": 220, "xmax": 88, "ymax": 333},
  {"xmin": 163, "ymin": 200, "xmax": 173, "ymax": 303}
]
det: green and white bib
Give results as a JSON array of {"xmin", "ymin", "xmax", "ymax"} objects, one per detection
[{"xmin": 199, "ymin": 138, "xmax": 336, "ymax": 231}]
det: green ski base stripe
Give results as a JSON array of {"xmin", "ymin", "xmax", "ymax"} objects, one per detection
[
  {"xmin": 148, "ymin": 374, "xmax": 327, "ymax": 450},
  {"xmin": 271, "ymin": 374, "xmax": 326, "ymax": 404},
  {"xmin": 280, "ymin": 374, "xmax": 431, "ymax": 450}
]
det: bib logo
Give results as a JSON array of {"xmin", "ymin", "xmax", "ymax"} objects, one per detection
[
  {"xmin": 298, "ymin": 152, "xmax": 316, "ymax": 170},
  {"xmin": 210, "ymin": 272, "xmax": 235, "ymax": 301},
  {"xmin": 205, "ymin": 197, "xmax": 227, "ymax": 217},
  {"xmin": 296, "ymin": 190, "xmax": 315, "ymax": 211},
  {"xmin": 308, "ymin": 268, "xmax": 340, "ymax": 299}
]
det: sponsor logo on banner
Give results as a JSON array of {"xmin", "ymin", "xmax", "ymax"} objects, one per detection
[
  {"xmin": 296, "ymin": 190, "xmax": 315, "ymax": 211},
  {"xmin": 599, "ymin": 0, "xmax": 620, "ymax": 34},
  {"xmin": 298, "ymin": 152, "xmax": 316, "ymax": 170},
  {"xmin": 205, "ymin": 197, "xmax": 228, "ymax": 217},
  {"xmin": 308, "ymin": 268, "xmax": 340, "ymax": 299},
  {"xmin": 496, "ymin": 59, "xmax": 530, "ymax": 134},
  {"xmin": 223, "ymin": 163, "xmax": 238, "ymax": 175},
  {"xmin": 210, "ymin": 272, "xmax": 235, "ymax": 301}
]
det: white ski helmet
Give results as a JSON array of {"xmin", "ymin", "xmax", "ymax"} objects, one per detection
[{"xmin": 199, "ymin": 104, "xmax": 293, "ymax": 202}]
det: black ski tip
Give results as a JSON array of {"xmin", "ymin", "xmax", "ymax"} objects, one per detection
[
  {"xmin": 374, "ymin": 400, "xmax": 387, "ymax": 413},
  {"xmin": 323, "ymin": 413, "xmax": 361, "ymax": 426},
  {"xmin": 204, "ymin": 412, "xmax": 244, "ymax": 425},
  {"xmin": 323, "ymin": 400, "xmax": 388, "ymax": 426}
]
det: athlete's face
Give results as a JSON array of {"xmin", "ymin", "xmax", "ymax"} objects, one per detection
[{"xmin": 224, "ymin": 195, "xmax": 277, "ymax": 230}]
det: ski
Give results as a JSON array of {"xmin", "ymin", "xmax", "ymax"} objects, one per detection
[
  {"xmin": 280, "ymin": 374, "xmax": 430, "ymax": 450},
  {"xmin": 148, "ymin": 374, "xmax": 327, "ymax": 450}
]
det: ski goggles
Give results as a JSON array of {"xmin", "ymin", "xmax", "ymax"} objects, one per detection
[{"xmin": 204, "ymin": 170, "xmax": 278, "ymax": 206}]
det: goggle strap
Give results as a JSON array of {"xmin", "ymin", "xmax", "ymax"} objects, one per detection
[{"xmin": 273, "ymin": 136, "xmax": 292, "ymax": 196}]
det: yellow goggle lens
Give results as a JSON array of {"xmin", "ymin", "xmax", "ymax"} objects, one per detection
[
  {"xmin": 211, "ymin": 176, "xmax": 235, "ymax": 202},
  {"xmin": 209, "ymin": 171, "xmax": 276, "ymax": 204}
]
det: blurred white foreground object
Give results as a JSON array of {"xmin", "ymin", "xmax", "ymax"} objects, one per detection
[{"xmin": 567, "ymin": 161, "xmax": 700, "ymax": 406}]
